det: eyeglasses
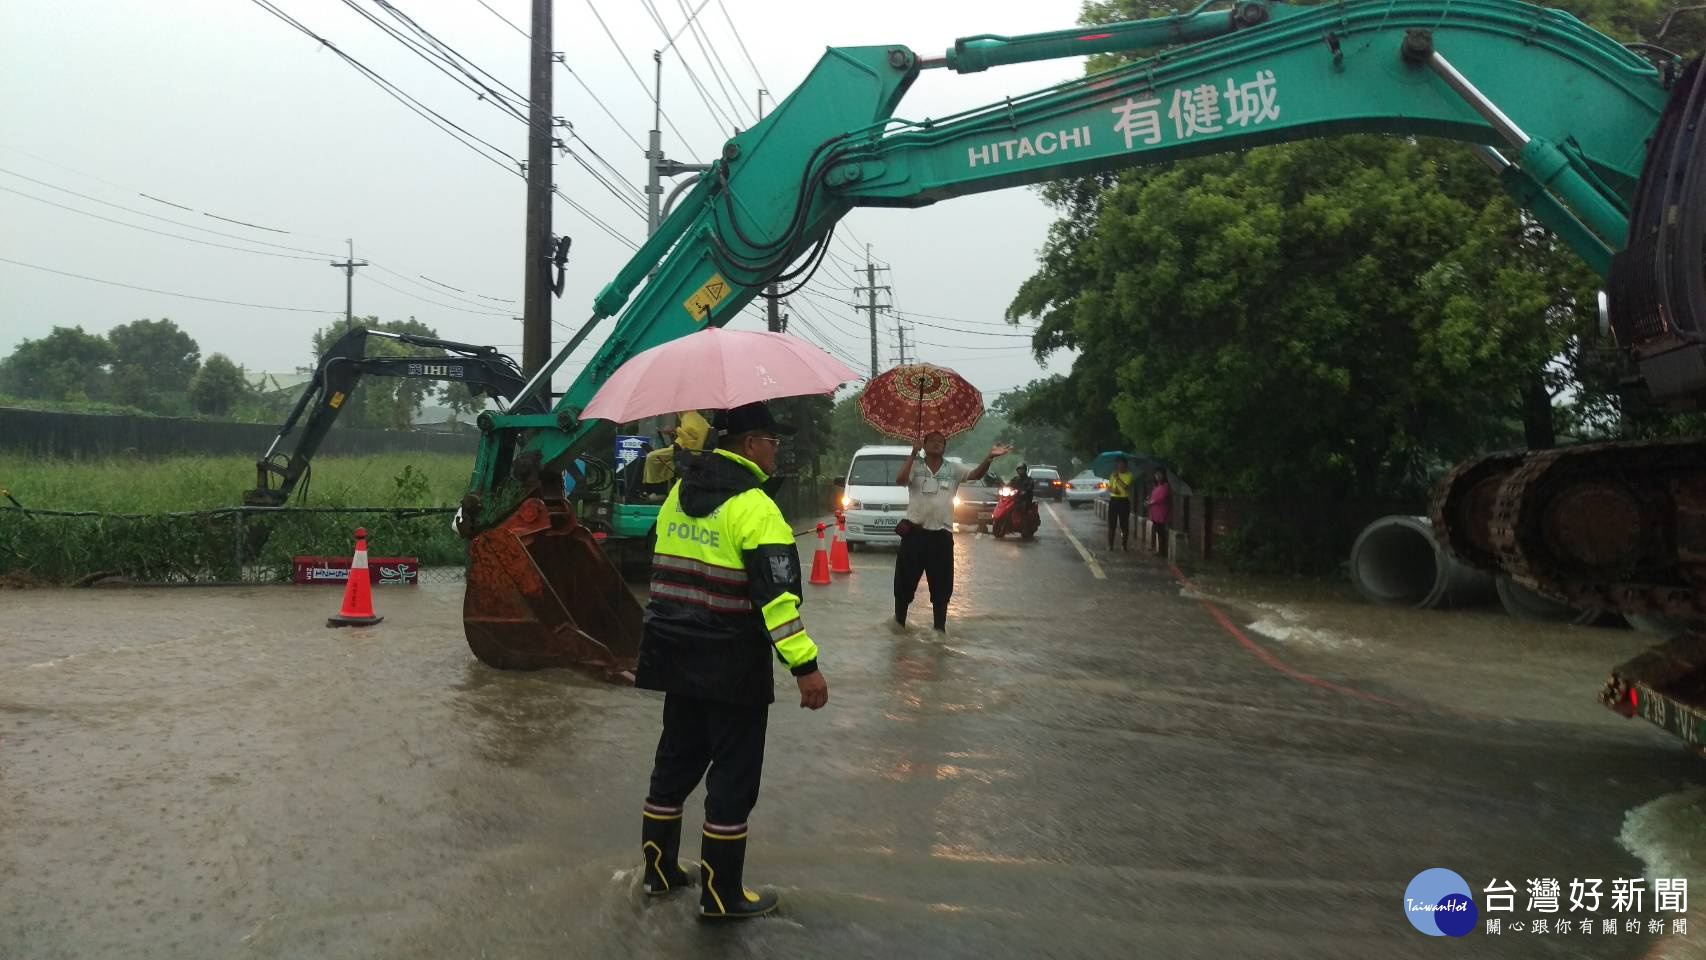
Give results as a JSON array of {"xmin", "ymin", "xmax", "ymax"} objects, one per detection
[{"xmin": 752, "ymin": 435, "xmax": 783, "ymax": 447}]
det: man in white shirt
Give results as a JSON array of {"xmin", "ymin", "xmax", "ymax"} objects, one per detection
[{"xmin": 893, "ymin": 430, "xmax": 1010, "ymax": 631}]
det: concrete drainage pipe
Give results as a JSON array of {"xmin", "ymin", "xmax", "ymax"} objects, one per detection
[{"xmin": 1350, "ymin": 515, "xmax": 1496, "ymax": 610}]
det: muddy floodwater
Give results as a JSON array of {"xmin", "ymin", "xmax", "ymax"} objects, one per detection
[{"xmin": 5, "ymin": 504, "xmax": 1706, "ymax": 958}]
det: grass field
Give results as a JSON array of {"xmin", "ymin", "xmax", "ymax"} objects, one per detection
[{"xmin": 0, "ymin": 453, "xmax": 473, "ymax": 513}]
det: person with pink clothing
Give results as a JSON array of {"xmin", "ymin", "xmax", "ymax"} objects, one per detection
[{"xmin": 1146, "ymin": 469, "xmax": 1172, "ymax": 558}]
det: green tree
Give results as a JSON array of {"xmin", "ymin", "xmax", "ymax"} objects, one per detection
[
  {"xmin": 442, "ymin": 381, "xmax": 487, "ymax": 420},
  {"xmin": 997, "ymin": 0, "xmax": 1697, "ymax": 570},
  {"xmin": 106, "ymin": 318, "xmax": 200, "ymax": 413},
  {"xmin": 826, "ymin": 391, "xmax": 884, "ymax": 470},
  {"xmin": 188, "ymin": 353, "xmax": 249, "ymax": 417},
  {"xmin": 309, "ymin": 317, "xmax": 446, "ymax": 430},
  {"xmin": 0, "ymin": 326, "xmax": 114, "ymax": 402}
]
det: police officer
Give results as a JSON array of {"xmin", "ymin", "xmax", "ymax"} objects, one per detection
[{"xmin": 636, "ymin": 400, "xmax": 829, "ymax": 920}]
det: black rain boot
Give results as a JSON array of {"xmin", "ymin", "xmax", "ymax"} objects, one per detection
[
  {"xmin": 698, "ymin": 826, "xmax": 778, "ymax": 919},
  {"xmin": 932, "ymin": 603, "xmax": 947, "ymax": 632},
  {"xmin": 895, "ymin": 600, "xmax": 908, "ymax": 628},
  {"xmin": 640, "ymin": 806, "xmax": 696, "ymax": 896}
]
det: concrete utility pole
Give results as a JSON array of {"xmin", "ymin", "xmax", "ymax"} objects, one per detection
[
  {"xmin": 852, "ymin": 243, "xmax": 892, "ymax": 377},
  {"xmin": 893, "ymin": 324, "xmax": 911, "ymax": 367},
  {"xmin": 521, "ymin": 0, "xmax": 554, "ymax": 377},
  {"xmin": 330, "ymin": 239, "xmax": 368, "ymax": 332},
  {"xmin": 757, "ymin": 89, "xmax": 786, "ymax": 334},
  {"xmin": 646, "ymin": 51, "xmax": 712, "ymax": 237}
]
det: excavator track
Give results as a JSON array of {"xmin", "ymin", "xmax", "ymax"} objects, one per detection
[
  {"xmin": 1428, "ymin": 450, "xmax": 1524, "ymax": 573},
  {"xmin": 1482, "ymin": 438, "xmax": 1706, "ymax": 621}
]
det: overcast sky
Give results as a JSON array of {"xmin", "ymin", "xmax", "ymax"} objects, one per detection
[{"xmin": 1, "ymin": 0, "xmax": 1087, "ymax": 401}]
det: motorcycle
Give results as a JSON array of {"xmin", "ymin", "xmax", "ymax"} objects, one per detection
[{"xmin": 990, "ymin": 484, "xmax": 1040, "ymax": 541}]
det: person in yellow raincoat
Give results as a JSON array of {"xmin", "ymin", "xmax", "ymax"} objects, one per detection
[{"xmin": 641, "ymin": 411, "xmax": 709, "ymax": 494}]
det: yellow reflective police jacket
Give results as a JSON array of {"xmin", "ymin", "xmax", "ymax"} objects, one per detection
[
  {"xmin": 635, "ymin": 447, "xmax": 819, "ymax": 706},
  {"xmin": 1109, "ymin": 469, "xmax": 1133, "ymax": 500}
]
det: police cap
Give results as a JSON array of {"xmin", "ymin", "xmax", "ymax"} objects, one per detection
[{"xmin": 714, "ymin": 401, "xmax": 797, "ymax": 438}]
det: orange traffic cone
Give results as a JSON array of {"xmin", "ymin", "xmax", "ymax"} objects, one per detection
[
  {"xmin": 809, "ymin": 523, "xmax": 832, "ymax": 585},
  {"xmin": 328, "ymin": 527, "xmax": 384, "ymax": 627},
  {"xmin": 830, "ymin": 513, "xmax": 851, "ymax": 575}
]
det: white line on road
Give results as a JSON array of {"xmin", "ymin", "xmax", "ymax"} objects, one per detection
[{"xmin": 1045, "ymin": 502, "xmax": 1105, "ymax": 580}]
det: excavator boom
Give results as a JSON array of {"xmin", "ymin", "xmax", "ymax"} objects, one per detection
[{"xmin": 463, "ymin": 0, "xmax": 1706, "ymax": 754}]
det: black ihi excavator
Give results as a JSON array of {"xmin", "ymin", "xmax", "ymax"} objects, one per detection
[{"xmin": 436, "ymin": 0, "xmax": 1706, "ymax": 750}]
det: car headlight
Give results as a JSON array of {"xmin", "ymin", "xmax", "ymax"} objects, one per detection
[
  {"xmin": 842, "ymin": 496, "xmax": 862, "ymax": 510},
  {"xmin": 952, "ymin": 495, "xmax": 962, "ymax": 507}
]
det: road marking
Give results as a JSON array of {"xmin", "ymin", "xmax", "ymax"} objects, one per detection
[
  {"xmin": 1045, "ymin": 502, "xmax": 1105, "ymax": 580},
  {"xmin": 1168, "ymin": 562, "xmax": 1412, "ymax": 710}
]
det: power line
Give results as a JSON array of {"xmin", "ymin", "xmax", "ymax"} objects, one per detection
[
  {"xmin": 363, "ymin": 272, "xmax": 515, "ymax": 316},
  {"xmin": 340, "ymin": 0, "xmax": 529, "ymax": 123},
  {"xmin": 2, "ymin": 155, "xmax": 520, "ymax": 311},
  {"xmin": 581, "ymin": 0, "xmax": 704, "ymax": 161},
  {"xmin": 248, "ymin": 0, "xmax": 641, "ymax": 261},
  {"xmin": 674, "ymin": 0, "xmax": 753, "ymax": 126},
  {"xmin": 714, "ymin": 0, "xmax": 770, "ymax": 94},
  {"xmin": 638, "ymin": 0, "xmax": 740, "ymax": 135},
  {"xmin": 244, "ymin": 0, "xmax": 522, "ymax": 176},
  {"xmin": 471, "ymin": 0, "xmax": 648, "ymax": 153},
  {"xmin": 374, "ymin": 0, "xmax": 532, "ymax": 110},
  {"xmin": 561, "ymin": 144, "xmax": 648, "ymax": 219},
  {"xmin": 0, "ymin": 167, "xmax": 340, "ymax": 257},
  {"xmin": 0, "ymin": 255, "xmax": 337, "ymax": 314},
  {"xmin": 0, "ymin": 185, "xmax": 328, "ymax": 262},
  {"xmin": 555, "ymin": 188, "xmax": 641, "ymax": 249},
  {"xmin": 892, "ymin": 306, "xmax": 1040, "ymax": 332},
  {"xmin": 370, "ymin": 263, "xmax": 513, "ymax": 310}
]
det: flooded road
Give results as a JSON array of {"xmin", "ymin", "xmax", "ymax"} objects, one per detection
[{"xmin": 3, "ymin": 504, "xmax": 1706, "ymax": 958}]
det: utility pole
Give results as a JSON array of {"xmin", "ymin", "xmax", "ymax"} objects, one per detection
[
  {"xmin": 330, "ymin": 239, "xmax": 368, "ymax": 332},
  {"xmin": 852, "ymin": 243, "xmax": 891, "ymax": 377},
  {"xmin": 893, "ymin": 323, "xmax": 911, "ymax": 366},
  {"xmin": 646, "ymin": 51, "xmax": 712, "ymax": 237},
  {"xmin": 521, "ymin": 0, "xmax": 554, "ymax": 377},
  {"xmin": 757, "ymin": 89, "xmax": 786, "ymax": 334}
]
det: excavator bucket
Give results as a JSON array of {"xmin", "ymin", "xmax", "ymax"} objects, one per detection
[{"xmin": 463, "ymin": 496, "xmax": 644, "ymax": 681}]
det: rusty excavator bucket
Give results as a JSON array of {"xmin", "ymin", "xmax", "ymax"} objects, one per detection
[{"xmin": 463, "ymin": 495, "xmax": 643, "ymax": 682}]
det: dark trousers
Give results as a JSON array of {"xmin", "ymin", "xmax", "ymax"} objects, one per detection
[
  {"xmin": 1152, "ymin": 520, "xmax": 1169, "ymax": 557},
  {"xmin": 1107, "ymin": 498, "xmax": 1131, "ymax": 548},
  {"xmin": 895, "ymin": 528, "xmax": 954, "ymax": 628},
  {"xmin": 646, "ymin": 693, "xmax": 769, "ymax": 826}
]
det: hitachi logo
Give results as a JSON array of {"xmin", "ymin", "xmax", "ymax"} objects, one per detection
[{"xmin": 966, "ymin": 126, "xmax": 1091, "ymax": 168}]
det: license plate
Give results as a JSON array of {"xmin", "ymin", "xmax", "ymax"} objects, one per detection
[
  {"xmin": 978, "ymin": 512, "xmax": 993, "ymax": 521},
  {"xmin": 872, "ymin": 517, "xmax": 898, "ymax": 528}
]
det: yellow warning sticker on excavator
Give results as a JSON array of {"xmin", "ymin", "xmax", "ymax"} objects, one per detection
[{"xmin": 683, "ymin": 273, "xmax": 731, "ymax": 324}]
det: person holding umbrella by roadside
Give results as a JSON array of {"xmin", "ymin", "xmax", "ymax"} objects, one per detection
[
  {"xmin": 894, "ymin": 432, "xmax": 1010, "ymax": 631},
  {"xmin": 1107, "ymin": 456, "xmax": 1134, "ymax": 552}
]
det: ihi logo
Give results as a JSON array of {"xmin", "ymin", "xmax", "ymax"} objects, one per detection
[{"xmin": 1405, "ymin": 868, "xmax": 1478, "ymax": 937}]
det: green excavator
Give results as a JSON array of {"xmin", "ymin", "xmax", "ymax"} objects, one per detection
[{"xmin": 458, "ymin": 0, "xmax": 1706, "ymax": 749}]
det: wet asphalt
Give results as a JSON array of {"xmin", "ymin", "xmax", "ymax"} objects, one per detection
[{"xmin": 2, "ymin": 502, "xmax": 1705, "ymax": 959}]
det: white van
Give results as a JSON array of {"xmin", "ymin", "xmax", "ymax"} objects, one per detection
[{"xmin": 836, "ymin": 445, "xmax": 914, "ymax": 546}]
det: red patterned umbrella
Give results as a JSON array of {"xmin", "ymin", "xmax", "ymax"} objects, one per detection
[{"xmin": 857, "ymin": 363, "xmax": 984, "ymax": 441}]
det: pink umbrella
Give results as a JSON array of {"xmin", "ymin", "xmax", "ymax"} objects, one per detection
[{"xmin": 578, "ymin": 327, "xmax": 860, "ymax": 423}]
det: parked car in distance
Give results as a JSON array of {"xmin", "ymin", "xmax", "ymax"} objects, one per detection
[
  {"xmin": 954, "ymin": 475, "xmax": 1002, "ymax": 532},
  {"xmin": 1064, "ymin": 471, "xmax": 1108, "ymax": 508},
  {"xmin": 1030, "ymin": 466, "xmax": 1064, "ymax": 501}
]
